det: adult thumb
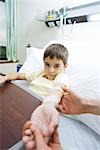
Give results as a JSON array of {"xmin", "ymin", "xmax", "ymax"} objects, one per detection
[{"xmin": 34, "ymin": 125, "xmax": 50, "ymax": 150}]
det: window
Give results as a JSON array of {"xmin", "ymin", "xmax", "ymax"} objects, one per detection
[{"xmin": 0, "ymin": 0, "xmax": 7, "ymax": 61}]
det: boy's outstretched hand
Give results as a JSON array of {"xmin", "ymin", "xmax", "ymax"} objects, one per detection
[{"xmin": 22, "ymin": 104, "xmax": 59, "ymax": 149}]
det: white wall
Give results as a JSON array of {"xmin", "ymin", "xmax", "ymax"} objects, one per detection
[
  {"xmin": 16, "ymin": 0, "xmax": 66, "ymax": 62},
  {"xmin": 1, "ymin": 0, "xmax": 100, "ymax": 73},
  {"xmin": 16, "ymin": 0, "xmax": 100, "ymax": 62}
]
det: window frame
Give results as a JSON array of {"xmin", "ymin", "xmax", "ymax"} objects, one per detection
[{"xmin": 0, "ymin": 0, "xmax": 7, "ymax": 61}]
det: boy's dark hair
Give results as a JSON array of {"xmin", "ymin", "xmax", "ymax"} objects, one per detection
[{"xmin": 43, "ymin": 43, "xmax": 69, "ymax": 65}]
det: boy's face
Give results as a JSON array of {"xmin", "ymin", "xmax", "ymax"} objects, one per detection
[{"xmin": 44, "ymin": 56, "xmax": 67, "ymax": 80}]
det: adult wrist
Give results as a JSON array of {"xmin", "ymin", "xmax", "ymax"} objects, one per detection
[
  {"xmin": 84, "ymin": 99, "xmax": 100, "ymax": 115},
  {"xmin": 80, "ymin": 98, "xmax": 89, "ymax": 114}
]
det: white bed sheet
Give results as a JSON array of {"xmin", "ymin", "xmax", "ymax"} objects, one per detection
[
  {"xmin": 9, "ymin": 115, "xmax": 100, "ymax": 150},
  {"xmin": 12, "ymin": 41, "xmax": 100, "ymax": 149},
  {"xmin": 59, "ymin": 115, "xmax": 100, "ymax": 150}
]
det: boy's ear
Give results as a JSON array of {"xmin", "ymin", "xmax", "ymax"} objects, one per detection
[{"xmin": 65, "ymin": 64, "xmax": 68, "ymax": 68}]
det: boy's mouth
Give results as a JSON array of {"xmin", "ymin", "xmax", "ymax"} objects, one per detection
[{"xmin": 47, "ymin": 75, "xmax": 55, "ymax": 79}]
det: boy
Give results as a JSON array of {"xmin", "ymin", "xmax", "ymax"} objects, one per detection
[
  {"xmin": 0, "ymin": 43, "xmax": 69, "ymax": 149},
  {"xmin": 0, "ymin": 43, "xmax": 69, "ymax": 102}
]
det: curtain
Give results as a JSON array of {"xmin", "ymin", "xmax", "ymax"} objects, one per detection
[
  {"xmin": 6, "ymin": 0, "xmax": 17, "ymax": 62},
  {"xmin": 0, "ymin": 1, "xmax": 6, "ymax": 46}
]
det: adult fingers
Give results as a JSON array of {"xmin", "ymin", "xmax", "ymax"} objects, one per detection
[
  {"xmin": 52, "ymin": 128, "xmax": 60, "ymax": 144},
  {"xmin": 56, "ymin": 104, "xmax": 66, "ymax": 114},
  {"xmin": 25, "ymin": 141, "xmax": 35, "ymax": 150},
  {"xmin": 22, "ymin": 135, "xmax": 30, "ymax": 144},
  {"xmin": 24, "ymin": 129, "xmax": 32, "ymax": 136},
  {"xmin": 34, "ymin": 125, "xmax": 50, "ymax": 150},
  {"xmin": 62, "ymin": 87, "xmax": 72, "ymax": 94},
  {"xmin": 23, "ymin": 121, "xmax": 32, "ymax": 135}
]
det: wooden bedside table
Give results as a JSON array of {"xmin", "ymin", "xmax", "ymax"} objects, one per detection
[{"xmin": 0, "ymin": 81, "xmax": 41, "ymax": 149}]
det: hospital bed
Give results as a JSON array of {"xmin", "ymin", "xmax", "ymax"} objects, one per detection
[{"xmin": 2, "ymin": 41, "xmax": 100, "ymax": 149}]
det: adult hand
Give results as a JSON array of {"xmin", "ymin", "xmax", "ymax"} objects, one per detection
[
  {"xmin": 29, "ymin": 124, "xmax": 61, "ymax": 150},
  {"xmin": 22, "ymin": 104, "xmax": 59, "ymax": 149},
  {"xmin": 57, "ymin": 87, "xmax": 86, "ymax": 115},
  {"xmin": 22, "ymin": 121, "xmax": 35, "ymax": 149}
]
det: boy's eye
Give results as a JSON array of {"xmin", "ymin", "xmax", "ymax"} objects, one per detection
[
  {"xmin": 54, "ymin": 65, "xmax": 60, "ymax": 68},
  {"xmin": 45, "ymin": 63, "xmax": 50, "ymax": 67}
]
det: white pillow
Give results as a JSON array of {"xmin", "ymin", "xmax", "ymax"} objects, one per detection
[{"xmin": 19, "ymin": 47, "xmax": 44, "ymax": 73}]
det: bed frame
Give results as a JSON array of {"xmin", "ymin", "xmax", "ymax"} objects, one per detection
[{"xmin": 0, "ymin": 81, "xmax": 41, "ymax": 149}]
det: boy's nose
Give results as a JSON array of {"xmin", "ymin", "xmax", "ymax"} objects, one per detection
[{"xmin": 49, "ymin": 67, "xmax": 55, "ymax": 73}]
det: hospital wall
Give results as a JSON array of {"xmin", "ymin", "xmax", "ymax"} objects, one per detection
[
  {"xmin": 0, "ymin": 0, "xmax": 100, "ymax": 74},
  {"xmin": 16, "ymin": 0, "xmax": 100, "ymax": 63}
]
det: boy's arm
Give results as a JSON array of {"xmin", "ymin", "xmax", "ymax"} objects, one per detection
[
  {"xmin": 6, "ymin": 73, "xmax": 26, "ymax": 80},
  {"xmin": 0, "ymin": 73, "xmax": 26, "ymax": 84},
  {"xmin": 43, "ymin": 86, "xmax": 64, "ymax": 107},
  {"xmin": 43, "ymin": 73, "xmax": 69, "ymax": 107}
]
